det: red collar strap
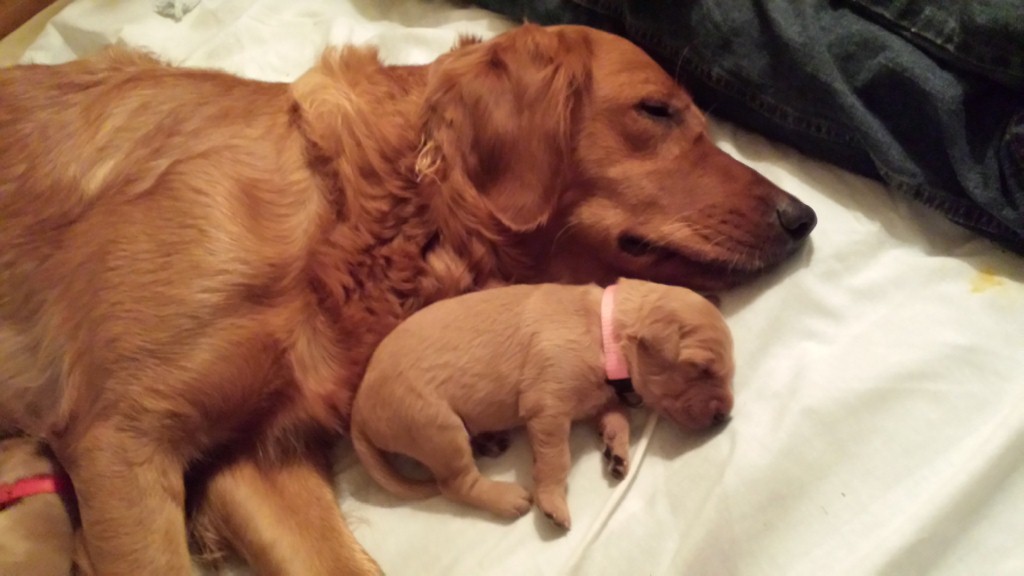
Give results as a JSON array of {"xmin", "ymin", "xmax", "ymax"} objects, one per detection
[{"xmin": 0, "ymin": 474, "xmax": 72, "ymax": 510}]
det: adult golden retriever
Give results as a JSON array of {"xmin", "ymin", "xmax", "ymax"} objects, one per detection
[{"xmin": 0, "ymin": 24, "xmax": 815, "ymax": 575}]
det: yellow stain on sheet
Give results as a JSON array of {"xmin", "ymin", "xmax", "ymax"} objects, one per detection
[{"xmin": 970, "ymin": 267, "xmax": 1005, "ymax": 293}]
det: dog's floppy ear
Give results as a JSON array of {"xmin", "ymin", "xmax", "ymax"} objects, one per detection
[{"xmin": 419, "ymin": 25, "xmax": 592, "ymax": 232}]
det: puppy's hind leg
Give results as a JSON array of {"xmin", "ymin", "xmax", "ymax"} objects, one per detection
[
  {"xmin": 411, "ymin": 412, "xmax": 531, "ymax": 520},
  {"xmin": 526, "ymin": 416, "xmax": 573, "ymax": 530}
]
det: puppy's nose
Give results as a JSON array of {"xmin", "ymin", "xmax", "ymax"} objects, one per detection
[
  {"xmin": 776, "ymin": 196, "xmax": 817, "ymax": 241},
  {"xmin": 706, "ymin": 399, "xmax": 731, "ymax": 427}
]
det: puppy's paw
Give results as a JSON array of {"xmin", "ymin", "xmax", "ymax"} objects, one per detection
[
  {"xmin": 487, "ymin": 481, "xmax": 533, "ymax": 519},
  {"xmin": 602, "ymin": 445, "xmax": 629, "ymax": 480},
  {"xmin": 535, "ymin": 489, "xmax": 571, "ymax": 530},
  {"xmin": 601, "ymin": 424, "xmax": 630, "ymax": 480},
  {"xmin": 471, "ymin": 431, "xmax": 511, "ymax": 458}
]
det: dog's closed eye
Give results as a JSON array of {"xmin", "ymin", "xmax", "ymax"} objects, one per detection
[
  {"xmin": 635, "ymin": 99, "xmax": 676, "ymax": 123},
  {"xmin": 618, "ymin": 233, "xmax": 657, "ymax": 256}
]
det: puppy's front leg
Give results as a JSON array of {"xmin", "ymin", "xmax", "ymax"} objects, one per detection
[
  {"xmin": 193, "ymin": 453, "xmax": 381, "ymax": 576},
  {"xmin": 596, "ymin": 405, "xmax": 631, "ymax": 480},
  {"xmin": 55, "ymin": 425, "xmax": 191, "ymax": 576},
  {"xmin": 525, "ymin": 416, "xmax": 573, "ymax": 530}
]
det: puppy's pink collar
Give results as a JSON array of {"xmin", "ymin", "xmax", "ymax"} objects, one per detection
[{"xmin": 601, "ymin": 284, "xmax": 629, "ymax": 381}]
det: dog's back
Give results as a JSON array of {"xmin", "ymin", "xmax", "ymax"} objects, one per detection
[
  {"xmin": 0, "ymin": 49, "xmax": 282, "ymax": 232},
  {"xmin": 0, "ymin": 49, "xmax": 322, "ymax": 439}
]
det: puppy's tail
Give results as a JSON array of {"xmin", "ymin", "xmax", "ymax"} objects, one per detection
[{"xmin": 350, "ymin": 415, "xmax": 439, "ymax": 500}]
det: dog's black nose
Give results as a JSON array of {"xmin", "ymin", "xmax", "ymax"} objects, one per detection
[{"xmin": 777, "ymin": 197, "xmax": 817, "ymax": 241}]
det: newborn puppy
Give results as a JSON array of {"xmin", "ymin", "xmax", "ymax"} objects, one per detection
[
  {"xmin": 0, "ymin": 438, "xmax": 77, "ymax": 576},
  {"xmin": 350, "ymin": 279, "xmax": 734, "ymax": 529}
]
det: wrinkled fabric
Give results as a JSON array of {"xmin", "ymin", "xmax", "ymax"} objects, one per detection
[
  {"xmin": 153, "ymin": 0, "xmax": 202, "ymax": 22},
  {"xmin": 475, "ymin": 0, "xmax": 1024, "ymax": 254}
]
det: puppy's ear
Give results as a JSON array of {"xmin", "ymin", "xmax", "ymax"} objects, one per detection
[
  {"xmin": 678, "ymin": 347, "xmax": 716, "ymax": 379},
  {"xmin": 419, "ymin": 25, "xmax": 592, "ymax": 232},
  {"xmin": 635, "ymin": 315, "xmax": 682, "ymax": 367}
]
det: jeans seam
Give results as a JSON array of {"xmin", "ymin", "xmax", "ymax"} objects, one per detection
[
  {"xmin": 879, "ymin": 165, "xmax": 1023, "ymax": 249},
  {"xmin": 847, "ymin": 1, "xmax": 1024, "ymax": 86},
  {"xmin": 569, "ymin": 0, "xmax": 622, "ymax": 18}
]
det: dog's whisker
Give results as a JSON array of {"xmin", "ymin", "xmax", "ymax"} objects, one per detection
[{"xmin": 549, "ymin": 220, "xmax": 583, "ymax": 257}]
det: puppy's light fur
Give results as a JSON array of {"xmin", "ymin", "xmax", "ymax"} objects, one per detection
[
  {"xmin": 0, "ymin": 438, "xmax": 76, "ymax": 576},
  {"xmin": 351, "ymin": 278, "xmax": 734, "ymax": 529}
]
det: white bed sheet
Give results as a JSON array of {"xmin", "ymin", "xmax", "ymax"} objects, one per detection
[{"xmin": 20, "ymin": 1, "xmax": 1024, "ymax": 574}]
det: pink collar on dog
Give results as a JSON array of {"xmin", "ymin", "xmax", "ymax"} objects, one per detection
[
  {"xmin": 0, "ymin": 475, "xmax": 70, "ymax": 510},
  {"xmin": 601, "ymin": 284, "xmax": 629, "ymax": 381}
]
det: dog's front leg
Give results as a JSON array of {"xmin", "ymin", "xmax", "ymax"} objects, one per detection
[
  {"xmin": 194, "ymin": 453, "xmax": 381, "ymax": 576},
  {"xmin": 55, "ymin": 424, "xmax": 191, "ymax": 575},
  {"xmin": 596, "ymin": 405, "xmax": 631, "ymax": 480},
  {"xmin": 525, "ymin": 416, "xmax": 573, "ymax": 530}
]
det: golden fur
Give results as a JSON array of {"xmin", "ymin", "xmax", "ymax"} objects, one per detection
[
  {"xmin": 351, "ymin": 279, "xmax": 734, "ymax": 530},
  {"xmin": 0, "ymin": 25, "xmax": 813, "ymax": 575}
]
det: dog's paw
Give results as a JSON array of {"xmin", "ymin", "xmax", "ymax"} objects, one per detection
[
  {"xmin": 602, "ymin": 445, "xmax": 629, "ymax": 480},
  {"xmin": 535, "ymin": 488, "xmax": 571, "ymax": 530},
  {"xmin": 471, "ymin": 431, "xmax": 511, "ymax": 458},
  {"xmin": 487, "ymin": 481, "xmax": 533, "ymax": 518}
]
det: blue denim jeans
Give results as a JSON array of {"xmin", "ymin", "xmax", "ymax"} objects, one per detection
[{"xmin": 472, "ymin": 0, "xmax": 1024, "ymax": 254}]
